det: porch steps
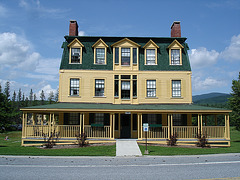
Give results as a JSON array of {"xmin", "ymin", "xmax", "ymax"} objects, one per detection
[{"xmin": 116, "ymin": 139, "xmax": 142, "ymax": 157}]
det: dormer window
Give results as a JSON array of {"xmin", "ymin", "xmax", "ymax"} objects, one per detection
[
  {"xmin": 121, "ymin": 48, "xmax": 130, "ymax": 65},
  {"xmin": 111, "ymin": 38, "xmax": 140, "ymax": 67},
  {"xmin": 143, "ymin": 40, "xmax": 159, "ymax": 65},
  {"xmin": 168, "ymin": 39, "xmax": 184, "ymax": 65},
  {"xmin": 68, "ymin": 38, "xmax": 84, "ymax": 64},
  {"xmin": 92, "ymin": 38, "xmax": 108, "ymax": 65},
  {"xmin": 146, "ymin": 49, "xmax": 156, "ymax": 65},
  {"xmin": 96, "ymin": 48, "xmax": 105, "ymax": 64},
  {"xmin": 171, "ymin": 49, "xmax": 180, "ymax": 65},
  {"xmin": 71, "ymin": 48, "xmax": 80, "ymax": 63}
]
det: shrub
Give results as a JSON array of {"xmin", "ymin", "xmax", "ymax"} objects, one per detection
[
  {"xmin": 167, "ymin": 133, "xmax": 178, "ymax": 146},
  {"xmin": 75, "ymin": 132, "xmax": 88, "ymax": 147}
]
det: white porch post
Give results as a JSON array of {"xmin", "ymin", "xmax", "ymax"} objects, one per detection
[
  {"xmin": 168, "ymin": 114, "xmax": 172, "ymax": 139},
  {"xmin": 140, "ymin": 113, "xmax": 143, "ymax": 140},
  {"xmin": 171, "ymin": 114, "xmax": 173, "ymax": 136},
  {"xmin": 224, "ymin": 114, "xmax": 230, "ymax": 139},
  {"xmin": 227, "ymin": 114, "xmax": 230, "ymax": 139},
  {"xmin": 22, "ymin": 113, "xmax": 26, "ymax": 138}
]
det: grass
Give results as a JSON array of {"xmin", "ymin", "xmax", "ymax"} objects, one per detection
[
  {"xmin": 139, "ymin": 127, "xmax": 240, "ymax": 156},
  {"xmin": 0, "ymin": 131, "xmax": 116, "ymax": 156},
  {"xmin": 1, "ymin": 128, "xmax": 240, "ymax": 156}
]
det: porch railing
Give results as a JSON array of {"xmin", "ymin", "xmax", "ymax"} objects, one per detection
[
  {"xmin": 84, "ymin": 125, "xmax": 111, "ymax": 138},
  {"xmin": 142, "ymin": 126, "xmax": 168, "ymax": 139},
  {"xmin": 202, "ymin": 126, "xmax": 225, "ymax": 138},
  {"xmin": 25, "ymin": 125, "xmax": 111, "ymax": 139},
  {"xmin": 173, "ymin": 126, "xmax": 198, "ymax": 139}
]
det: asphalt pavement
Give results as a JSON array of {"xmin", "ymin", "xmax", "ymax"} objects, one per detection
[{"xmin": 0, "ymin": 153, "xmax": 240, "ymax": 180}]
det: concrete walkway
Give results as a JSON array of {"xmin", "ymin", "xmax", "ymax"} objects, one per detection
[{"xmin": 116, "ymin": 139, "xmax": 142, "ymax": 157}]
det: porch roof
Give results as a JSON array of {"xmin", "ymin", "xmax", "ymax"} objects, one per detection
[{"xmin": 21, "ymin": 103, "xmax": 231, "ymax": 114}]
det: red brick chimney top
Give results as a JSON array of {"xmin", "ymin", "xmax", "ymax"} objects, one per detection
[
  {"xmin": 171, "ymin": 21, "xmax": 181, "ymax": 37},
  {"xmin": 69, "ymin": 20, "xmax": 78, "ymax": 36}
]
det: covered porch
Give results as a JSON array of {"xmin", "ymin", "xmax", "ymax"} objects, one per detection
[{"xmin": 21, "ymin": 103, "xmax": 231, "ymax": 147}]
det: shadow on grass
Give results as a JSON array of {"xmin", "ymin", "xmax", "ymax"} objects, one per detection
[{"xmin": 0, "ymin": 145, "xmax": 7, "ymax": 147}]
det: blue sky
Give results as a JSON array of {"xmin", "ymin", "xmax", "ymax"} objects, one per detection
[{"xmin": 0, "ymin": 0, "xmax": 239, "ymax": 98}]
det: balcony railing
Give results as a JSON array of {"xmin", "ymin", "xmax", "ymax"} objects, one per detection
[
  {"xmin": 202, "ymin": 126, "xmax": 225, "ymax": 138},
  {"xmin": 142, "ymin": 126, "xmax": 168, "ymax": 139},
  {"xmin": 173, "ymin": 126, "xmax": 198, "ymax": 139}
]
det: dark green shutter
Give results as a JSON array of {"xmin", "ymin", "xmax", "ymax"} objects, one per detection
[
  {"xmin": 89, "ymin": 113, "xmax": 94, "ymax": 125},
  {"xmin": 64, "ymin": 113, "xmax": 69, "ymax": 125},
  {"xmin": 104, "ymin": 113, "xmax": 110, "ymax": 125}
]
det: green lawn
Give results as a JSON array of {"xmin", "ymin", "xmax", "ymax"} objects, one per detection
[
  {"xmin": 0, "ymin": 131, "xmax": 116, "ymax": 156},
  {"xmin": 139, "ymin": 127, "xmax": 240, "ymax": 156},
  {"xmin": 1, "ymin": 128, "xmax": 240, "ymax": 156}
]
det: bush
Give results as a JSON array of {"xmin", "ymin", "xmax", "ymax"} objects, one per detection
[{"xmin": 167, "ymin": 133, "xmax": 178, "ymax": 146}]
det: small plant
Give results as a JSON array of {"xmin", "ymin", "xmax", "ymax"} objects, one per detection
[
  {"xmin": 196, "ymin": 134, "xmax": 210, "ymax": 148},
  {"xmin": 75, "ymin": 132, "xmax": 88, "ymax": 147},
  {"xmin": 43, "ymin": 129, "xmax": 60, "ymax": 148},
  {"xmin": 167, "ymin": 133, "xmax": 178, "ymax": 146}
]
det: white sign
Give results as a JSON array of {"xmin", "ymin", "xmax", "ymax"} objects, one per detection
[
  {"xmin": 143, "ymin": 123, "xmax": 149, "ymax": 132},
  {"xmin": 125, "ymin": 112, "xmax": 131, "ymax": 114}
]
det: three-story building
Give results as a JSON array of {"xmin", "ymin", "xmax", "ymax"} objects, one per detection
[{"xmin": 21, "ymin": 21, "xmax": 231, "ymax": 146}]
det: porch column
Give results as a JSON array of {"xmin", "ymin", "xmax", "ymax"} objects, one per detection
[
  {"xmin": 82, "ymin": 113, "xmax": 85, "ymax": 133},
  {"xmin": 138, "ymin": 114, "xmax": 141, "ymax": 140},
  {"xmin": 224, "ymin": 114, "xmax": 230, "ymax": 139},
  {"xmin": 168, "ymin": 114, "xmax": 172, "ymax": 139},
  {"xmin": 80, "ymin": 113, "xmax": 82, "ymax": 134},
  {"xmin": 112, "ymin": 113, "xmax": 115, "ymax": 139},
  {"xmin": 24, "ymin": 113, "xmax": 27, "ymax": 138},
  {"xmin": 22, "ymin": 113, "xmax": 26, "ymax": 138},
  {"xmin": 32, "ymin": 113, "xmax": 35, "ymax": 125},
  {"xmin": 171, "ymin": 114, "xmax": 173, "ymax": 136},
  {"xmin": 198, "ymin": 114, "xmax": 202, "ymax": 137},
  {"xmin": 110, "ymin": 113, "xmax": 114, "ymax": 139}
]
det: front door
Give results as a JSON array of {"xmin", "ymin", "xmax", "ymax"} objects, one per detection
[{"xmin": 120, "ymin": 114, "xmax": 131, "ymax": 138}]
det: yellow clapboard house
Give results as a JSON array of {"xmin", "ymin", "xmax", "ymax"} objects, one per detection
[{"xmin": 21, "ymin": 21, "xmax": 231, "ymax": 146}]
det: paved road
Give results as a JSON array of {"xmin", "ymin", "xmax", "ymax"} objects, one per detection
[{"xmin": 0, "ymin": 154, "xmax": 240, "ymax": 180}]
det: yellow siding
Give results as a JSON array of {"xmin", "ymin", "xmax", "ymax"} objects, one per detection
[{"xmin": 59, "ymin": 70, "xmax": 192, "ymax": 104}]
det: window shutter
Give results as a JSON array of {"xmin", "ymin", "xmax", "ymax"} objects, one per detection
[
  {"xmin": 157, "ymin": 114, "xmax": 162, "ymax": 124},
  {"xmin": 182, "ymin": 114, "xmax": 187, "ymax": 126}
]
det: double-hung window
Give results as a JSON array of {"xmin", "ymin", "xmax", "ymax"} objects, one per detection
[
  {"xmin": 95, "ymin": 113, "xmax": 104, "ymax": 125},
  {"xmin": 146, "ymin": 49, "xmax": 156, "ymax": 65},
  {"xmin": 121, "ymin": 81, "xmax": 130, "ymax": 99},
  {"xmin": 95, "ymin": 79, "xmax": 105, "ymax": 97},
  {"xmin": 71, "ymin": 48, "xmax": 80, "ymax": 63},
  {"xmin": 70, "ymin": 78, "xmax": 79, "ymax": 96},
  {"xmin": 171, "ymin": 49, "xmax": 180, "ymax": 65},
  {"xmin": 121, "ymin": 48, "xmax": 130, "ymax": 65},
  {"xmin": 147, "ymin": 80, "xmax": 156, "ymax": 97},
  {"xmin": 96, "ymin": 48, "xmax": 105, "ymax": 64},
  {"xmin": 172, "ymin": 80, "xmax": 181, "ymax": 97}
]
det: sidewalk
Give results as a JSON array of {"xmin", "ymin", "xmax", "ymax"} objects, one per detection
[{"xmin": 116, "ymin": 139, "xmax": 142, "ymax": 157}]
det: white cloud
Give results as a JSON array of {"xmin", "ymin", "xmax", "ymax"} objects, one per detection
[
  {"xmin": 19, "ymin": 0, "xmax": 69, "ymax": 19},
  {"xmin": 189, "ymin": 47, "xmax": 219, "ymax": 69},
  {"xmin": 221, "ymin": 34, "xmax": 240, "ymax": 61},
  {"xmin": 78, "ymin": 31, "xmax": 85, "ymax": 36},
  {"xmin": 0, "ymin": 32, "xmax": 39, "ymax": 70},
  {"xmin": 192, "ymin": 76, "xmax": 225, "ymax": 92},
  {"xmin": 37, "ymin": 84, "xmax": 57, "ymax": 99}
]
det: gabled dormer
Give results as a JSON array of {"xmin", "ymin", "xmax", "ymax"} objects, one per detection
[
  {"xmin": 143, "ymin": 39, "xmax": 159, "ymax": 65},
  {"xmin": 111, "ymin": 38, "xmax": 141, "ymax": 71},
  {"xmin": 68, "ymin": 38, "xmax": 84, "ymax": 64},
  {"xmin": 92, "ymin": 38, "xmax": 108, "ymax": 65},
  {"xmin": 168, "ymin": 39, "xmax": 184, "ymax": 65}
]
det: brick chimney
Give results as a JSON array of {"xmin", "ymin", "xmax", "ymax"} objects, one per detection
[
  {"xmin": 171, "ymin": 21, "xmax": 181, "ymax": 37},
  {"xmin": 69, "ymin": 20, "xmax": 78, "ymax": 36}
]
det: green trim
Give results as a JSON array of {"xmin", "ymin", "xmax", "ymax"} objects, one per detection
[
  {"xmin": 149, "ymin": 124, "xmax": 162, "ymax": 128},
  {"xmin": 91, "ymin": 123, "xmax": 104, "ymax": 127}
]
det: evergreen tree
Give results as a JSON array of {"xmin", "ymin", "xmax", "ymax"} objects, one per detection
[
  {"xmin": 29, "ymin": 89, "xmax": 33, "ymax": 106},
  {"xmin": 48, "ymin": 91, "xmax": 54, "ymax": 104},
  {"xmin": 4, "ymin": 81, "xmax": 10, "ymax": 100},
  {"xmin": 0, "ymin": 83, "xmax": 2, "ymax": 93},
  {"xmin": 40, "ymin": 90, "xmax": 45, "ymax": 105},
  {"xmin": 229, "ymin": 72, "xmax": 240, "ymax": 130},
  {"xmin": 17, "ymin": 88, "xmax": 22, "ymax": 102},
  {"xmin": 12, "ymin": 91, "xmax": 17, "ymax": 108},
  {"xmin": 33, "ymin": 94, "xmax": 38, "ymax": 106}
]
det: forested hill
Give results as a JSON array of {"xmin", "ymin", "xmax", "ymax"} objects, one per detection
[{"xmin": 193, "ymin": 92, "xmax": 231, "ymax": 105}]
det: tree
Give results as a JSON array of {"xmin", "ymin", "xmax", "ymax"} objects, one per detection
[
  {"xmin": 29, "ymin": 89, "xmax": 33, "ymax": 106},
  {"xmin": 17, "ymin": 88, "xmax": 22, "ymax": 108},
  {"xmin": 0, "ymin": 83, "xmax": 2, "ymax": 93},
  {"xmin": 229, "ymin": 72, "xmax": 240, "ymax": 130},
  {"xmin": 48, "ymin": 91, "xmax": 54, "ymax": 104},
  {"xmin": 4, "ymin": 81, "xmax": 10, "ymax": 100},
  {"xmin": 40, "ymin": 90, "xmax": 45, "ymax": 105},
  {"xmin": 33, "ymin": 93, "xmax": 38, "ymax": 106}
]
